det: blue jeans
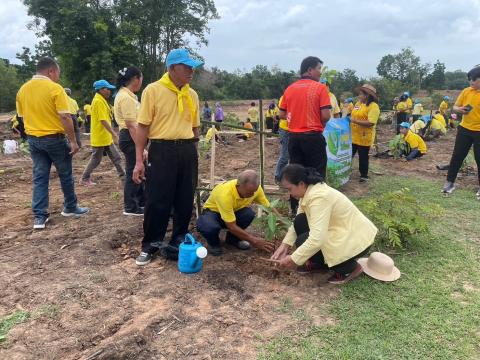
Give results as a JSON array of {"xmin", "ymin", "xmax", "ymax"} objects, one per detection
[
  {"xmin": 27, "ymin": 136, "xmax": 78, "ymax": 219},
  {"xmin": 196, "ymin": 208, "xmax": 255, "ymax": 247},
  {"xmin": 274, "ymin": 129, "xmax": 290, "ymax": 181}
]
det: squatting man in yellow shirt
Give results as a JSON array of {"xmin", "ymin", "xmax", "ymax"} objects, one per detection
[
  {"xmin": 196, "ymin": 170, "xmax": 276, "ymax": 256},
  {"xmin": 16, "ymin": 57, "xmax": 89, "ymax": 229},
  {"xmin": 271, "ymin": 164, "xmax": 377, "ymax": 284},
  {"xmin": 399, "ymin": 122, "xmax": 427, "ymax": 161}
]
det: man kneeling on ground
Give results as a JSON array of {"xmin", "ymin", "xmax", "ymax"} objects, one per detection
[
  {"xmin": 197, "ymin": 170, "xmax": 275, "ymax": 256},
  {"xmin": 399, "ymin": 122, "xmax": 427, "ymax": 161}
]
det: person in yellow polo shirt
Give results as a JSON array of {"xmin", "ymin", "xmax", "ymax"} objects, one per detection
[
  {"xmin": 115, "ymin": 66, "xmax": 146, "ymax": 216},
  {"xmin": 83, "ymin": 102, "xmax": 92, "ymax": 134},
  {"xmin": 81, "ymin": 79, "xmax": 125, "ymax": 186},
  {"xmin": 399, "ymin": 122, "xmax": 427, "ymax": 161},
  {"xmin": 350, "ymin": 84, "xmax": 380, "ymax": 182},
  {"xmin": 197, "ymin": 170, "xmax": 275, "ymax": 256},
  {"xmin": 274, "ymin": 95, "xmax": 289, "ymax": 183},
  {"xmin": 425, "ymin": 111, "xmax": 447, "ymax": 140},
  {"xmin": 395, "ymin": 95, "xmax": 409, "ymax": 134},
  {"xmin": 271, "ymin": 164, "xmax": 376, "ymax": 284},
  {"xmin": 439, "ymin": 96, "xmax": 449, "ymax": 121},
  {"xmin": 15, "ymin": 57, "xmax": 89, "ymax": 229},
  {"xmin": 132, "ymin": 48, "xmax": 202, "ymax": 266},
  {"xmin": 443, "ymin": 65, "xmax": 480, "ymax": 195},
  {"xmin": 65, "ymin": 88, "xmax": 82, "ymax": 147},
  {"xmin": 404, "ymin": 92, "xmax": 413, "ymax": 115},
  {"xmin": 247, "ymin": 102, "xmax": 259, "ymax": 130},
  {"xmin": 321, "ymin": 79, "xmax": 341, "ymax": 118}
]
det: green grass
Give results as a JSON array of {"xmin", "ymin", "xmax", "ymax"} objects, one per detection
[
  {"xmin": 260, "ymin": 175, "xmax": 480, "ymax": 360},
  {"xmin": 0, "ymin": 311, "xmax": 31, "ymax": 343}
]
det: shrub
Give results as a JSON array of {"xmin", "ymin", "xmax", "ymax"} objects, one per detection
[
  {"xmin": 356, "ymin": 188, "xmax": 444, "ymax": 248},
  {"xmin": 388, "ymin": 134, "xmax": 410, "ymax": 159}
]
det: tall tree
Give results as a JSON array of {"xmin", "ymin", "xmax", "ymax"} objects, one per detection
[
  {"xmin": 22, "ymin": 0, "xmax": 218, "ymax": 99},
  {"xmin": 423, "ymin": 60, "xmax": 446, "ymax": 90}
]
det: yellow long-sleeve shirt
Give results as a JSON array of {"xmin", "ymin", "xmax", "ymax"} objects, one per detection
[{"xmin": 283, "ymin": 183, "xmax": 377, "ymax": 266}]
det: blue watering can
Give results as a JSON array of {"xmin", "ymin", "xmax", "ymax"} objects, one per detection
[{"xmin": 178, "ymin": 233, "xmax": 208, "ymax": 274}]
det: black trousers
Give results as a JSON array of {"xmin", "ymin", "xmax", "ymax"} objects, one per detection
[
  {"xmin": 288, "ymin": 132, "xmax": 327, "ymax": 212},
  {"xmin": 396, "ymin": 112, "xmax": 408, "ymax": 134},
  {"xmin": 71, "ymin": 115, "xmax": 82, "ymax": 147},
  {"xmin": 294, "ymin": 213, "xmax": 370, "ymax": 275},
  {"xmin": 352, "ymin": 144, "xmax": 370, "ymax": 178},
  {"xmin": 447, "ymin": 125, "xmax": 480, "ymax": 184},
  {"xmin": 142, "ymin": 140, "xmax": 198, "ymax": 253},
  {"xmin": 119, "ymin": 129, "xmax": 145, "ymax": 212}
]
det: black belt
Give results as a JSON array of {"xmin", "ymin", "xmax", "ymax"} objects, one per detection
[
  {"xmin": 28, "ymin": 133, "xmax": 65, "ymax": 139},
  {"xmin": 150, "ymin": 138, "xmax": 199, "ymax": 144}
]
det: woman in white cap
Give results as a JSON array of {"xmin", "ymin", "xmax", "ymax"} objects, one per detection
[
  {"xmin": 271, "ymin": 164, "xmax": 377, "ymax": 284},
  {"xmin": 350, "ymin": 84, "xmax": 380, "ymax": 183}
]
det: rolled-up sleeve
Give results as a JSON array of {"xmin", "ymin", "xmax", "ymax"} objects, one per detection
[{"xmin": 290, "ymin": 201, "xmax": 332, "ymax": 265}]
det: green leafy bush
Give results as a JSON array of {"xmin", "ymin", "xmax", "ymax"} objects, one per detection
[
  {"xmin": 388, "ymin": 134, "xmax": 410, "ymax": 159},
  {"xmin": 356, "ymin": 188, "xmax": 444, "ymax": 248}
]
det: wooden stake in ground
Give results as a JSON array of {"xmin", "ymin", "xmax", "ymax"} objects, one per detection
[
  {"xmin": 209, "ymin": 123, "xmax": 216, "ymax": 189},
  {"xmin": 258, "ymin": 99, "xmax": 265, "ymax": 218}
]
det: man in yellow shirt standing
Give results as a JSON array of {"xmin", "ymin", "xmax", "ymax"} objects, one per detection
[
  {"xmin": 16, "ymin": 57, "xmax": 89, "ymax": 229},
  {"xmin": 321, "ymin": 79, "xmax": 341, "ymax": 118},
  {"xmin": 439, "ymin": 96, "xmax": 449, "ymax": 122},
  {"xmin": 81, "ymin": 80, "xmax": 125, "ymax": 186},
  {"xmin": 197, "ymin": 170, "xmax": 275, "ymax": 256},
  {"xmin": 247, "ymin": 102, "xmax": 259, "ymax": 130},
  {"xmin": 83, "ymin": 102, "xmax": 92, "ymax": 134},
  {"xmin": 132, "ymin": 49, "xmax": 202, "ymax": 266},
  {"xmin": 443, "ymin": 65, "xmax": 480, "ymax": 195},
  {"xmin": 65, "ymin": 88, "xmax": 82, "ymax": 147}
]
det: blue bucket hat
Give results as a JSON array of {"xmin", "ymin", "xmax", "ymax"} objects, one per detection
[
  {"xmin": 400, "ymin": 122, "xmax": 411, "ymax": 129},
  {"xmin": 403, "ymin": 91, "xmax": 410, "ymax": 97},
  {"xmin": 166, "ymin": 49, "xmax": 203, "ymax": 68},
  {"xmin": 414, "ymin": 98, "xmax": 420, "ymax": 104},
  {"xmin": 93, "ymin": 80, "xmax": 115, "ymax": 92},
  {"xmin": 444, "ymin": 96, "xmax": 450, "ymax": 100}
]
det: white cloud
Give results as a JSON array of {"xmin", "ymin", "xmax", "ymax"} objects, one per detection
[
  {"xmin": 2, "ymin": 0, "xmax": 480, "ymax": 75},
  {"xmin": 0, "ymin": 0, "xmax": 38, "ymax": 63}
]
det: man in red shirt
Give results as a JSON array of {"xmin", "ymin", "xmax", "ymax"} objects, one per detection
[{"xmin": 279, "ymin": 56, "xmax": 331, "ymax": 212}]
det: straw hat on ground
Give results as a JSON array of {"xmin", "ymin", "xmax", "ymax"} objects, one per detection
[
  {"xmin": 357, "ymin": 252, "xmax": 401, "ymax": 282},
  {"xmin": 356, "ymin": 84, "xmax": 379, "ymax": 101}
]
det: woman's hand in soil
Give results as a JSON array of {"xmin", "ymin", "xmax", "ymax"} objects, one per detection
[
  {"xmin": 271, "ymin": 243, "xmax": 290, "ymax": 261},
  {"xmin": 250, "ymin": 237, "xmax": 275, "ymax": 253},
  {"xmin": 273, "ymin": 255, "xmax": 296, "ymax": 269},
  {"xmin": 132, "ymin": 162, "xmax": 145, "ymax": 184}
]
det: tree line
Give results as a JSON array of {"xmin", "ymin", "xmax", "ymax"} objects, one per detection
[{"xmin": 0, "ymin": 0, "xmax": 471, "ymax": 112}]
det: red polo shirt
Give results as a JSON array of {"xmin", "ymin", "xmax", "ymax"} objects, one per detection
[{"xmin": 280, "ymin": 78, "xmax": 331, "ymax": 133}]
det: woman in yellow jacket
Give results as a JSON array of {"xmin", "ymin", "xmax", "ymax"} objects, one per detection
[
  {"xmin": 350, "ymin": 84, "xmax": 380, "ymax": 182},
  {"xmin": 271, "ymin": 164, "xmax": 377, "ymax": 284}
]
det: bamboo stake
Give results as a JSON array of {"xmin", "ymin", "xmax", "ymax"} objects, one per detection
[
  {"xmin": 258, "ymin": 99, "xmax": 265, "ymax": 218},
  {"xmin": 209, "ymin": 123, "xmax": 216, "ymax": 189}
]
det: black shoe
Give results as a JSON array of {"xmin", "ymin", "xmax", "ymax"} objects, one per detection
[
  {"xmin": 225, "ymin": 236, "xmax": 251, "ymax": 250},
  {"xmin": 164, "ymin": 244, "xmax": 180, "ymax": 261},
  {"xmin": 136, "ymin": 251, "xmax": 153, "ymax": 266},
  {"xmin": 123, "ymin": 208, "xmax": 144, "ymax": 216},
  {"xmin": 208, "ymin": 246, "xmax": 224, "ymax": 256}
]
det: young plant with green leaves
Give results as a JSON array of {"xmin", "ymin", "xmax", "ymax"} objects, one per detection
[
  {"xmin": 258, "ymin": 199, "xmax": 291, "ymax": 241},
  {"xmin": 388, "ymin": 134, "xmax": 410, "ymax": 159}
]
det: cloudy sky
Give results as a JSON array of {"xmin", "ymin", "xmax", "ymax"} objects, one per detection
[{"xmin": 2, "ymin": 0, "xmax": 480, "ymax": 76}]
